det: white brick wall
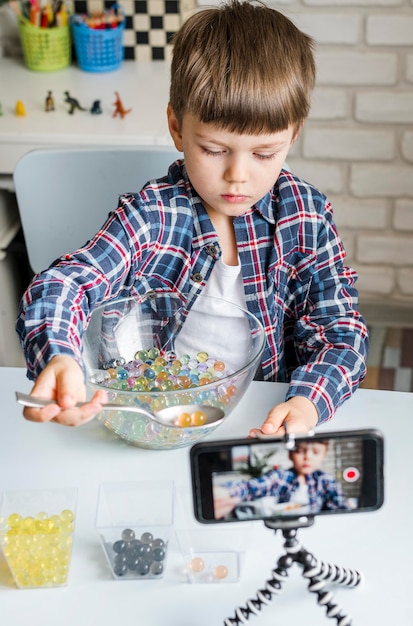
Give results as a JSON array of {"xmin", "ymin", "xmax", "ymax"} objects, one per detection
[
  {"xmin": 1, "ymin": 0, "xmax": 412, "ymax": 310},
  {"xmin": 276, "ymin": 0, "xmax": 413, "ymax": 308}
]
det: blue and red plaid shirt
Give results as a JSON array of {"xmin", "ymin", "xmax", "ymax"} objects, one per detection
[
  {"xmin": 16, "ymin": 160, "xmax": 368, "ymax": 424},
  {"xmin": 226, "ymin": 468, "xmax": 349, "ymax": 512}
]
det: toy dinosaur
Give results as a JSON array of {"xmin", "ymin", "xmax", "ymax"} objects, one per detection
[
  {"xmin": 112, "ymin": 91, "xmax": 131, "ymax": 119},
  {"xmin": 45, "ymin": 91, "xmax": 55, "ymax": 112},
  {"xmin": 64, "ymin": 91, "xmax": 86, "ymax": 115}
]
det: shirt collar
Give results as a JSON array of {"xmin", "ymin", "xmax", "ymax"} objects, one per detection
[{"xmin": 173, "ymin": 161, "xmax": 278, "ymax": 240}]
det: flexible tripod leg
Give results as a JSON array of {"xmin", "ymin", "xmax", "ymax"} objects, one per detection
[
  {"xmin": 223, "ymin": 551, "xmax": 294, "ymax": 625},
  {"xmin": 223, "ymin": 527, "xmax": 363, "ymax": 626},
  {"xmin": 284, "ymin": 528, "xmax": 363, "ymax": 626}
]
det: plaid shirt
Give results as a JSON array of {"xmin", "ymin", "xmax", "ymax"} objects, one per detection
[
  {"xmin": 227, "ymin": 468, "xmax": 349, "ymax": 511},
  {"xmin": 16, "ymin": 160, "xmax": 368, "ymax": 424}
]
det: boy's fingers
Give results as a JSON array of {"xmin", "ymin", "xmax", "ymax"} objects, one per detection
[
  {"xmin": 23, "ymin": 404, "xmax": 60, "ymax": 423},
  {"xmin": 260, "ymin": 404, "xmax": 289, "ymax": 434}
]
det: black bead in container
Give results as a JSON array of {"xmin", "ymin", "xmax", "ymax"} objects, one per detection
[{"xmin": 105, "ymin": 528, "xmax": 168, "ymax": 579}]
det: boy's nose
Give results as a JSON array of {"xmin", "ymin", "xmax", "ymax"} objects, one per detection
[{"xmin": 224, "ymin": 156, "xmax": 248, "ymax": 183}]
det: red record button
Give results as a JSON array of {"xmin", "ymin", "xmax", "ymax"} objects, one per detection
[{"xmin": 343, "ymin": 467, "xmax": 360, "ymax": 483}]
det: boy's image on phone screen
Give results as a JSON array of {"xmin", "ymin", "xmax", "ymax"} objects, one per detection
[{"xmin": 190, "ymin": 429, "xmax": 384, "ymax": 524}]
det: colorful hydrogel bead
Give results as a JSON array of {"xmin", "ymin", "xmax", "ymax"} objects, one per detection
[
  {"xmin": 99, "ymin": 348, "xmax": 234, "ymax": 393},
  {"xmin": 108, "ymin": 528, "xmax": 167, "ymax": 578},
  {"xmin": 176, "ymin": 410, "xmax": 207, "ymax": 427},
  {"xmin": 92, "ymin": 348, "xmax": 241, "ymax": 448},
  {"xmin": 3, "ymin": 510, "xmax": 75, "ymax": 588}
]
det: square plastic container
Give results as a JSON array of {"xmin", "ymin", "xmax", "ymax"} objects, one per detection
[
  {"xmin": 0, "ymin": 488, "xmax": 77, "ymax": 588},
  {"xmin": 96, "ymin": 480, "xmax": 174, "ymax": 580},
  {"xmin": 174, "ymin": 486, "xmax": 252, "ymax": 584},
  {"xmin": 175, "ymin": 524, "xmax": 252, "ymax": 584}
]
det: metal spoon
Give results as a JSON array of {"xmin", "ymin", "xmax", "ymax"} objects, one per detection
[{"xmin": 15, "ymin": 391, "xmax": 225, "ymax": 429}]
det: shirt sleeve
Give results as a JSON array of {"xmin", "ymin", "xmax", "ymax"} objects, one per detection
[
  {"xmin": 226, "ymin": 469, "xmax": 289, "ymax": 500},
  {"xmin": 16, "ymin": 197, "xmax": 144, "ymax": 380},
  {"xmin": 320, "ymin": 474, "xmax": 349, "ymax": 510},
  {"xmin": 285, "ymin": 199, "xmax": 369, "ymax": 424}
]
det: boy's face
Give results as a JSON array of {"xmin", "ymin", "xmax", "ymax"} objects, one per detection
[
  {"xmin": 168, "ymin": 108, "xmax": 297, "ymax": 220},
  {"xmin": 289, "ymin": 443, "xmax": 328, "ymax": 476}
]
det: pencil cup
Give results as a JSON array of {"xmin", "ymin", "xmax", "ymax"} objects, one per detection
[
  {"xmin": 19, "ymin": 19, "xmax": 71, "ymax": 72},
  {"xmin": 96, "ymin": 480, "xmax": 174, "ymax": 580},
  {"xmin": 0, "ymin": 487, "xmax": 77, "ymax": 588},
  {"xmin": 71, "ymin": 16, "xmax": 125, "ymax": 72}
]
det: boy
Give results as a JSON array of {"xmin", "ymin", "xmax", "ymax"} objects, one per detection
[
  {"xmin": 213, "ymin": 441, "xmax": 349, "ymax": 520},
  {"xmin": 16, "ymin": 0, "xmax": 368, "ymax": 435}
]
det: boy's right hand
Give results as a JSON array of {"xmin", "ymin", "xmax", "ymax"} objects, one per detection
[{"xmin": 22, "ymin": 355, "xmax": 107, "ymax": 427}]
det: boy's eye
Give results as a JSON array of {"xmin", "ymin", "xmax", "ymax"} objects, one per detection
[
  {"xmin": 201, "ymin": 147, "xmax": 225, "ymax": 156},
  {"xmin": 254, "ymin": 153, "xmax": 276, "ymax": 160}
]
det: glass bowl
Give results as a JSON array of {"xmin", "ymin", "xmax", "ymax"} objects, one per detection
[{"xmin": 83, "ymin": 291, "xmax": 265, "ymax": 449}]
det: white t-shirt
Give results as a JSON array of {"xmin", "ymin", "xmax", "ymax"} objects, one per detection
[
  {"xmin": 174, "ymin": 258, "xmax": 252, "ymax": 372},
  {"xmin": 289, "ymin": 482, "xmax": 310, "ymax": 506}
]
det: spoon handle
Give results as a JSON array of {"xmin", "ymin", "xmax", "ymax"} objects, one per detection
[
  {"xmin": 15, "ymin": 391, "xmax": 155, "ymax": 420},
  {"xmin": 15, "ymin": 391, "xmax": 88, "ymax": 410}
]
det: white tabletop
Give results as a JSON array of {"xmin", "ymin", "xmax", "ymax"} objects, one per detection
[
  {"xmin": 0, "ymin": 58, "xmax": 173, "ymax": 176},
  {"xmin": 1, "ymin": 367, "xmax": 412, "ymax": 625}
]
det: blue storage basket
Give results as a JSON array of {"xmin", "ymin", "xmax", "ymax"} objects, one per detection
[{"xmin": 71, "ymin": 16, "xmax": 125, "ymax": 72}]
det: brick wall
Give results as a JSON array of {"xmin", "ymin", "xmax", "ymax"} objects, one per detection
[
  {"xmin": 262, "ymin": 0, "xmax": 413, "ymax": 309},
  {"xmin": 1, "ymin": 0, "xmax": 412, "ymax": 311}
]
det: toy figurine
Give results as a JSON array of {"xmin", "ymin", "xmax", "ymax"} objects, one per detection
[
  {"xmin": 112, "ymin": 91, "xmax": 131, "ymax": 119},
  {"xmin": 0, "ymin": 102, "xmax": 3, "ymax": 116},
  {"xmin": 90, "ymin": 100, "xmax": 102, "ymax": 115},
  {"xmin": 63, "ymin": 91, "xmax": 86, "ymax": 115},
  {"xmin": 45, "ymin": 91, "xmax": 55, "ymax": 112},
  {"xmin": 15, "ymin": 100, "xmax": 26, "ymax": 116}
]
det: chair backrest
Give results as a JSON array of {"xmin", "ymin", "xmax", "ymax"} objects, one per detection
[{"xmin": 13, "ymin": 146, "xmax": 181, "ymax": 275}]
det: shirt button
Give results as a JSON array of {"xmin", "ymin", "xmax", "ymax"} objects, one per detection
[
  {"xmin": 206, "ymin": 245, "xmax": 218, "ymax": 256},
  {"xmin": 191, "ymin": 273, "xmax": 203, "ymax": 283}
]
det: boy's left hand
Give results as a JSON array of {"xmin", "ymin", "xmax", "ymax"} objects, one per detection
[{"xmin": 249, "ymin": 396, "xmax": 318, "ymax": 438}]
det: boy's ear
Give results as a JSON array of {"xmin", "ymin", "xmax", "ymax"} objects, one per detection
[
  {"xmin": 292, "ymin": 121, "xmax": 304, "ymax": 143},
  {"xmin": 167, "ymin": 104, "xmax": 183, "ymax": 152}
]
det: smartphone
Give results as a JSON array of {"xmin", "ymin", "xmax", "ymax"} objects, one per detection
[{"xmin": 190, "ymin": 429, "xmax": 384, "ymax": 524}]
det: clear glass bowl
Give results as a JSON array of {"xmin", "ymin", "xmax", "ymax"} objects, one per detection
[{"xmin": 83, "ymin": 291, "xmax": 265, "ymax": 449}]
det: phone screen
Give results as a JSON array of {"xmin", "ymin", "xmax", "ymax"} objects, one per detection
[{"xmin": 190, "ymin": 430, "xmax": 384, "ymax": 523}]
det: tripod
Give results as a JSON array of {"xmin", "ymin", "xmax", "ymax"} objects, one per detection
[{"xmin": 224, "ymin": 516, "xmax": 363, "ymax": 626}]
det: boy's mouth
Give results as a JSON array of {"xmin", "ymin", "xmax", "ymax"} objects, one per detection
[{"xmin": 221, "ymin": 194, "xmax": 249, "ymax": 203}]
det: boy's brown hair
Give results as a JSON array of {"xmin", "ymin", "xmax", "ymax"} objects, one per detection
[{"xmin": 169, "ymin": 0, "xmax": 316, "ymax": 135}]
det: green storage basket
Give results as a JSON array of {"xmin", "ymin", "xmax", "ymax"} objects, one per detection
[{"xmin": 19, "ymin": 19, "xmax": 71, "ymax": 72}]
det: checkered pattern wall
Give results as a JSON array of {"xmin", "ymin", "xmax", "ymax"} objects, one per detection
[{"xmin": 72, "ymin": 0, "xmax": 195, "ymax": 62}]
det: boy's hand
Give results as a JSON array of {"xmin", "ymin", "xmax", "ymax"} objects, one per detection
[
  {"xmin": 22, "ymin": 355, "xmax": 107, "ymax": 427},
  {"xmin": 249, "ymin": 396, "xmax": 318, "ymax": 438}
]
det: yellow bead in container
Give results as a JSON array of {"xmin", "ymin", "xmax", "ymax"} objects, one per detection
[{"xmin": 0, "ymin": 488, "xmax": 77, "ymax": 588}]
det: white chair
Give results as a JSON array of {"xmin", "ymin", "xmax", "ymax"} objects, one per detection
[{"xmin": 13, "ymin": 146, "xmax": 180, "ymax": 275}]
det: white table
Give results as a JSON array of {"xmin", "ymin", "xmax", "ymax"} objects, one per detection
[{"xmin": 1, "ymin": 369, "xmax": 412, "ymax": 625}]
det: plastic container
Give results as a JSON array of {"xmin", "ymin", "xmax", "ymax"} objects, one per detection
[
  {"xmin": 96, "ymin": 480, "xmax": 174, "ymax": 580},
  {"xmin": 174, "ymin": 486, "xmax": 252, "ymax": 584},
  {"xmin": 0, "ymin": 488, "xmax": 77, "ymax": 588},
  {"xmin": 176, "ymin": 525, "xmax": 252, "ymax": 583},
  {"xmin": 71, "ymin": 15, "xmax": 125, "ymax": 72},
  {"xmin": 19, "ymin": 20, "xmax": 71, "ymax": 72}
]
